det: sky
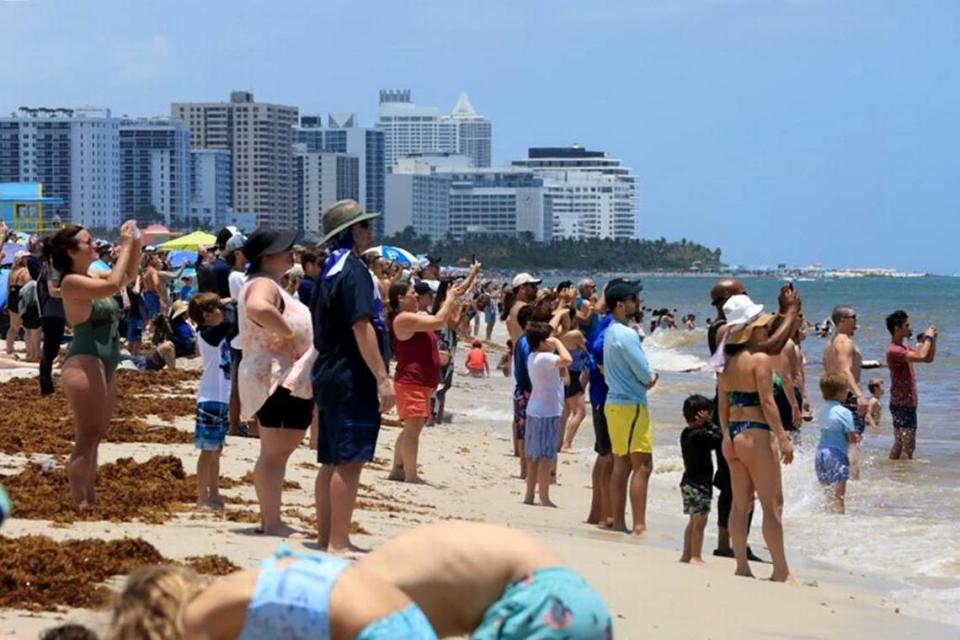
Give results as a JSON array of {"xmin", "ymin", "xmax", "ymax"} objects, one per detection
[{"xmin": 2, "ymin": 0, "xmax": 959, "ymax": 273}]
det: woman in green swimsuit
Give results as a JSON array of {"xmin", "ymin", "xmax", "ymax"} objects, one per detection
[
  {"xmin": 43, "ymin": 221, "xmax": 141, "ymax": 508},
  {"xmin": 716, "ymin": 295, "xmax": 794, "ymax": 582}
]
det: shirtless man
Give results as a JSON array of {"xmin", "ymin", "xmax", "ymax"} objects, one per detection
[
  {"xmin": 359, "ymin": 521, "xmax": 612, "ymax": 638},
  {"xmin": 822, "ymin": 306, "xmax": 866, "ymax": 428}
]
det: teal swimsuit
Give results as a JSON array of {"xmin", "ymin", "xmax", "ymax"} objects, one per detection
[
  {"xmin": 237, "ymin": 547, "xmax": 437, "ymax": 640},
  {"xmin": 67, "ymin": 297, "xmax": 121, "ymax": 379},
  {"xmin": 726, "ymin": 389, "xmax": 772, "ymax": 438}
]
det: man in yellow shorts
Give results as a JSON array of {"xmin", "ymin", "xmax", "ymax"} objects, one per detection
[{"xmin": 602, "ymin": 279, "xmax": 659, "ymax": 535}]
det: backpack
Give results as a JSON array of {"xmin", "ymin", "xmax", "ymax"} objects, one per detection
[{"xmin": 17, "ymin": 280, "xmax": 41, "ymax": 327}]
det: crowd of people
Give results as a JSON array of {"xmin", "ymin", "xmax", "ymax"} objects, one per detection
[{"xmin": 0, "ymin": 199, "xmax": 943, "ymax": 638}]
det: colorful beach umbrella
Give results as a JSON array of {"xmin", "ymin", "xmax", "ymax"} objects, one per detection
[
  {"xmin": 367, "ymin": 245, "xmax": 418, "ymax": 266},
  {"xmin": 158, "ymin": 231, "xmax": 217, "ymax": 251}
]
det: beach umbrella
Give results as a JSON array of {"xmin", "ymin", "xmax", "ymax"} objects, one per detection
[
  {"xmin": 367, "ymin": 245, "xmax": 418, "ymax": 266},
  {"xmin": 166, "ymin": 250, "xmax": 198, "ymax": 268},
  {"xmin": 158, "ymin": 231, "xmax": 217, "ymax": 251},
  {"xmin": 90, "ymin": 259, "xmax": 112, "ymax": 273}
]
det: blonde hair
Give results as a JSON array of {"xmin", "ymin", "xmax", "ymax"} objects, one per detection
[
  {"xmin": 819, "ymin": 372, "xmax": 848, "ymax": 400},
  {"xmin": 106, "ymin": 565, "xmax": 209, "ymax": 640}
]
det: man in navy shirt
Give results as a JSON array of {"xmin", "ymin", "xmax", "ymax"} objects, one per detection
[
  {"xmin": 512, "ymin": 305, "xmax": 535, "ymax": 479},
  {"xmin": 311, "ymin": 199, "xmax": 393, "ymax": 554}
]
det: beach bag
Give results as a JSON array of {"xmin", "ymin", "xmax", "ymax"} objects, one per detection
[{"xmin": 17, "ymin": 280, "xmax": 41, "ymax": 328}]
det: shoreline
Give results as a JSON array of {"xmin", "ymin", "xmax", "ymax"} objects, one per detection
[{"xmin": 0, "ymin": 359, "xmax": 957, "ymax": 638}]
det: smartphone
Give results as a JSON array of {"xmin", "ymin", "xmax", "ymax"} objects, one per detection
[{"xmin": 431, "ymin": 279, "xmax": 450, "ymax": 316}]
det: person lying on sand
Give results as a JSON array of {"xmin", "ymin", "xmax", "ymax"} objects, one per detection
[
  {"xmin": 358, "ymin": 521, "xmax": 612, "ymax": 639},
  {"xmin": 106, "ymin": 547, "xmax": 437, "ymax": 640}
]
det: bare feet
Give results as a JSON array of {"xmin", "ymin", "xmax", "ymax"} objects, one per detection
[
  {"xmin": 559, "ymin": 446, "xmax": 574, "ymax": 454},
  {"xmin": 689, "ymin": 557, "xmax": 706, "ymax": 565},
  {"xmin": 387, "ymin": 468, "xmax": 405, "ymax": 481},
  {"xmin": 734, "ymin": 568, "xmax": 756, "ymax": 578},
  {"xmin": 541, "ymin": 498, "xmax": 558, "ymax": 508},
  {"xmin": 259, "ymin": 523, "xmax": 307, "ymax": 539},
  {"xmin": 327, "ymin": 541, "xmax": 369, "ymax": 557},
  {"xmin": 632, "ymin": 525, "xmax": 646, "ymax": 536},
  {"xmin": 769, "ymin": 571, "xmax": 794, "ymax": 583},
  {"xmin": 196, "ymin": 499, "xmax": 225, "ymax": 511}
]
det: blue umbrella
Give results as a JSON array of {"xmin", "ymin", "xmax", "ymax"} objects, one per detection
[
  {"xmin": 167, "ymin": 250, "xmax": 198, "ymax": 268},
  {"xmin": 367, "ymin": 245, "xmax": 418, "ymax": 266}
]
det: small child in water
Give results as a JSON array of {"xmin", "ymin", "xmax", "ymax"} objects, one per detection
[
  {"xmin": 187, "ymin": 293, "xmax": 238, "ymax": 510},
  {"xmin": 358, "ymin": 521, "xmax": 612, "ymax": 639},
  {"xmin": 816, "ymin": 373, "xmax": 860, "ymax": 514},
  {"xmin": 678, "ymin": 394, "xmax": 721, "ymax": 564},
  {"xmin": 866, "ymin": 378, "xmax": 884, "ymax": 434}
]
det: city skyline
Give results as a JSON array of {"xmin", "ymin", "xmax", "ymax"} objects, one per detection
[{"xmin": 1, "ymin": 1, "xmax": 958, "ymax": 272}]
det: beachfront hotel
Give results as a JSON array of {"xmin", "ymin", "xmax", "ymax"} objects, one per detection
[
  {"xmin": 0, "ymin": 107, "xmax": 121, "ymax": 229},
  {"xmin": 294, "ymin": 143, "xmax": 360, "ymax": 236},
  {"xmin": 172, "ymin": 91, "xmax": 299, "ymax": 230},
  {"xmin": 190, "ymin": 149, "xmax": 233, "ymax": 230},
  {"xmin": 513, "ymin": 146, "xmax": 639, "ymax": 240}
]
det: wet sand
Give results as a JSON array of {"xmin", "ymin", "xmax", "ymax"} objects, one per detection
[{"xmin": 0, "ymin": 347, "xmax": 956, "ymax": 638}]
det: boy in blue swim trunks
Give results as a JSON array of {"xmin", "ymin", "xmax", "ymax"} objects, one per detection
[
  {"xmin": 360, "ymin": 521, "xmax": 613, "ymax": 639},
  {"xmin": 815, "ymin": 373, "xmax": 859, "ymax": 514}
]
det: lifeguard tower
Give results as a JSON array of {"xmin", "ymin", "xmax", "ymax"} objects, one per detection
[{"xmin": 0, "ymin": 182, "xmax": 64, "ymax": 234}]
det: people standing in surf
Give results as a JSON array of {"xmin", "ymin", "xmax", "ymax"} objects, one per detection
[
  {"xmin": 815, "ymin": 373, "xmax": 859, "ymax": 514},
  {"xmin": 865, "ymin": 378, "xmax": 884, "ymax": 433},
  {"xmin": 585, "ymin": 285, "xmax": 615, "ymax": 527},
  {"xmin": 822, "ymin": 306, "xmax": 866, "ymax": 477},
  {"xmin": 716, "ymin": 294, "xmax": 794, "ymax": 582},
  {"xmin": 707, "ymin": 279, "xmax": 800, "ymax": 559},
  {"xmin": 44, "ymin": 221, "xmax": 141, "ymax": 508},
  {"xmin": 885, "ymin": 310, "xmax": 938, "ymax": 460},
  {"xmin": 602, "ymin": 279, "xmax": 659, "ymax": 535},
  {"xmin": 679, "ymin": 394, "xmax": 721, "ymax": 564},
  {"xmin": 312, "ymin": 200, "xmax": 394, "ymax": 554}
]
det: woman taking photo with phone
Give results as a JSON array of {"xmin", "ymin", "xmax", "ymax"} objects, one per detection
[{"xmin": 45, "ymin": 221, "xmax": 141, "ymax": 508}]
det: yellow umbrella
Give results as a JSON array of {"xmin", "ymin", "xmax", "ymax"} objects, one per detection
[{"xmin": 157, "ymin": 231, "xmax": 217, "ymax": 250}]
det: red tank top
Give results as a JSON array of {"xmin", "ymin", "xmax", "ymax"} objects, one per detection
[{"xmin": 391, "ymin": 315, "xmax": 441, "ymax": 388}]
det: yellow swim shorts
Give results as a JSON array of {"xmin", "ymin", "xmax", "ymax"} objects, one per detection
[{"xmin": 604, "ymin": 404, "xmax": 653, "ymax": 455}]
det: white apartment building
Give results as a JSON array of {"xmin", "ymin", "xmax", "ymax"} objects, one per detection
[
  {"xmin": 294, "ymin": 145, "xmax": 360, "ymax": 234},
  {"xmin": 512, "ymin": 146, "xmax": 638, "ymax": 240}
]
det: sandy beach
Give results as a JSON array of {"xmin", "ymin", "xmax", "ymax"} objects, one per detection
[{"xmin": 1, "ymin": 331, "xmax": 957, "ymax": 639}]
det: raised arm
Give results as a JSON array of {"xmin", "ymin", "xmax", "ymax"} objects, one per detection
[
  {"xmin": 547, "ymin": 336, "xmax": 573, "ymax": 368},
  {"xmin": 62, "ymin": 221, "xmax": 140, "ymax": 301},
  {"xmin": 906, "ymin": 328, "xmax": 938, "ymax": 363},
  {"xmin": 755, "ymin": 286, "xmax": 801, "ymax": 355}
]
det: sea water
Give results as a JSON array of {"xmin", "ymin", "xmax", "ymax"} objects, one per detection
[{"xmin": 628, "ymin": 276, "xmax": 960, "ymax": 625}]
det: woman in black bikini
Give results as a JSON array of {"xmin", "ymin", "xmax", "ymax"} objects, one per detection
[{"xmin": 717, "ymin": 299, "xmax": 794, "ymax": 582}]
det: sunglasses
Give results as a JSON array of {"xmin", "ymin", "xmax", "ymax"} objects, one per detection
[{"xmin": 357, "ymin": 220, "xmax": 371, "ymax": 229}]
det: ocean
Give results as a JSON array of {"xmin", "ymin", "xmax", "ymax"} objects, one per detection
[{"xmin": 617, "ymin": 275, "xmax": 960, "ymax": 626}]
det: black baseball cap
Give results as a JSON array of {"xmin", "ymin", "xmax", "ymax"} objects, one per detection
[
  {"xmin": 242, "ymin": 228, "xmax": 299, "ymax": 262},
  {"xmin": 414, "ymin": 281, "xmax": 437, "ymax": 296},
  {"xmin": 604, "ymin": 278, "xmax": 643, "ymax": 307}
]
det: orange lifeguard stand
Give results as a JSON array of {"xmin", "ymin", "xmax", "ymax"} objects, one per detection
[{"xmin": 0, "ymin": 182, "xmax": 64, "ymax": 235}]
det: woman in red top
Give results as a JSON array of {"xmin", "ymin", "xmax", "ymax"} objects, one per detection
[{"xmin": 387, "ymin": 265, "xmax": 478, "ymax": 483}]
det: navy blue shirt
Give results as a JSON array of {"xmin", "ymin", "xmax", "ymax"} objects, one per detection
[
  {"xmin": 513, "ymin": 335, "xmax": 532, "ymax": 393},
  {"xmin": 297, "ymin": 275, "xmax": 315, "ymax": 307},
  {"xmin": 312, "ymin": 253, "xmax": 386, "ymax": 402},
  {"xmin": 587, "ymin": 313, "xmax": 613, "ymax": 406}
]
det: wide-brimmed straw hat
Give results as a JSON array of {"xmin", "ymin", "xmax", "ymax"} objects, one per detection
[
  {"xmin": 320, "ymin": 199, "xmax": 380, "ymax": 244},
  {"xmin": 169, "ymin": 300, "xmax": 189, "ymax": 320},
  {"xmin": 726, "ymin": 312, "xmax": 776, "ymax": 345}
]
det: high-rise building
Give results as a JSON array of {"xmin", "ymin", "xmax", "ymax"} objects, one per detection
[
  {"xmin": 385, "ymin": 155, "xmax": 551, "ymax": 242},
  {"xmin": 447, "ymin": 92, "xmax": 492, "ymax": 168},
  {"xmin": 190, "ymin": 149, "xmax": 232, "ymax": 229},
  {"xmin": 0, "ymin": 107, "xmax": 120, "ymax": 229},
  {"xmin": 377, "ymin": 90, "xmax": 459, "ymax": 169},
  {"xmin": 294, "ymin": 144, "xmax": 360, "ymax": 236},
  {"xmin": 512, "ymin": 146, "xmax": 638, "ymax": 240},
  {"xmin": 172, "ymin": 91, "xmax": 298, "ymax": 229},
  {"xmin": 119, "ymin": 118, "xmax": 191, "ymax": 227},
  {"xmin": 293, "ymin": 114, "xmax": 385, "ymax": 235}
]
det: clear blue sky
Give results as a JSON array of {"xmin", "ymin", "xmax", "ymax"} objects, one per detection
[{"xmin": 3, "ymin": 0, "xmax": 958, "ymax": 273}]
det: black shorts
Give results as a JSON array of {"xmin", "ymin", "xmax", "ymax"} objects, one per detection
[
  {"xmin": 564, "ymin": 372, "xmax": 584, "ymax": 399},
  {"xmin": 592, "ymin": 403, "xmax": 612, "ymax": 456},
  {"xmin": 256, "ymin": 387, "xmax": 313, "ymax": 430},
  {"xmin": 317, "ymin": 393, "xmax": 381, "ymax": 465},
  {"xmin": 890, "ymin": 404, "xmax": 918, "ymax": 430},
  {"xmin": 843, "ymin": 392, "xmax": 867, "ymax": 434}
]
